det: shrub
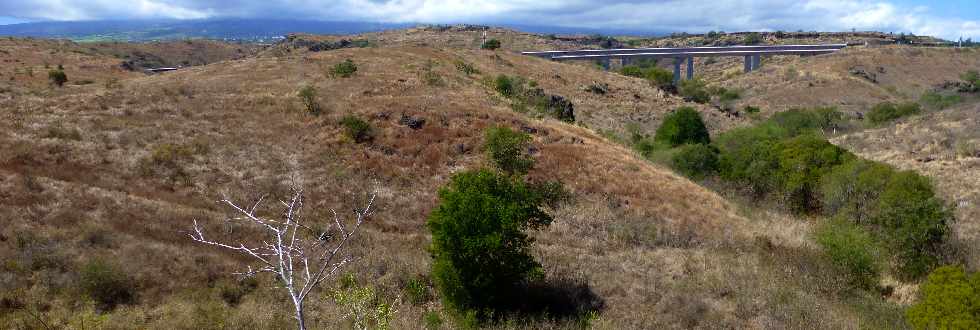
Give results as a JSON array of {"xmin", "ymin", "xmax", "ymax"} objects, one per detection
[
  {"xmin": 775, "ymin": 134, "xmax": 854, "ymax": 213},
  {"xmin": 671, "ymin": 144, "xmax": 719, "ymax": 179},
  {"xmin": 906, "ymin": 266, "xmax": 980, "ymax": 329},
  {"xmin": 481, "ymin": 39, "xmax": 501, "ymax": 50},
  {"xmin": 769, "ymin": 107, "xmax": 843, "ymax": 137},
  {"xmin": 455, "ymin": 60, "xmax": 480, "ymax": 75},
  {"xmin": 620, "ymin": 65, "xmax": 645, "ymax": 78},
  {"xmin": 297, "ymin": 85, "xmax": 322, "ymax": 115},
  {"xmin": 79, "ymin": 259, "xmax": 137, "ymax": 310},
  {"xmin": 48, "ymin": 69, "xmax": 67, "ymax": 87},
  {"xmin": 404, "ymin": 276, "xmax": 431, "ymax": 305},
  {"xmin": 493, "ymin": 74, "xmax": 515, "ymax": 97},
  {"xmin": 678, "ymin": 79, "xmax": 710, "ymax": 103},
  {"xmin": 484, "ymin": 126, "xmax": 534, "ymax": 175},
  {"xmin": 744, "ymin": 105, "xmax": 761, "ymax": 114},
  {"xmin": 814, "ymin": 219, "xmax": 881, "ymax": 290},
  {"xmin": 428, "ymin": 169, "xmax": 552, "ymax": 317},
  {"xmin": 645, "ymin": 67, "xmax": 675, "ymax": 89},
  {"xmin": 875, "ymin": 171, "xmax": 952, "ymax": 280},
  {"xmin": 715, "ymin": 124, "xmax": 784, "ymax": 196},
  {"xmin": 919, "ymin": 91, "xmax": 960, "ymax": 110},
  {"xmin": 819, "ymin": 159, "xmax": 895, "ymax": 223},
  {"xmin": 717, "ymin": 88, "xmax": 741, "ymax": 103},
  {"xmin": 961, "ymin": 69, "xmax": 979, "ymax": 86},
  {"xmin": 867, "ymin": 102, "xmax": 920, "ymax": 125},
  {"xmin": 330, "ymin": 59, "xmax": 358, "ymax": 78},
  {"xmin": 340, "ymin": 115, "xmax": 373, "ymax": 143},
  {"xmin": 743, "ymin": 32, "xmax": 762, "ymax": 45},
  {"xmin": 654, "ymin": 107, "xmax": 710, "ymax": 147},
  {"xmin": 331, "ymin": 275, "xmax": 394, "ymax": 330}
]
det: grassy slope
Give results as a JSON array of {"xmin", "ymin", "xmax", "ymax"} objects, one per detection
[{"xmin": 0, "ymin": 39, "xmax": 907, "ymax": 328}]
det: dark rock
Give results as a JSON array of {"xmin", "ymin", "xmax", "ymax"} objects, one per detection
[
  {"xmin": 849, "ymin": 66, "xmax": 878, "ymax": 83},
  {"xmin": 454, "ymin": 143, "xmax": 471, "ymax": 155},
  {"xmin": 398, "ymin": 114, "xmax": 425, "ymax": 129}
]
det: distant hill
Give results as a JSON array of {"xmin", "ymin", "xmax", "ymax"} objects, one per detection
[{"xmin": 0, "ymin": 19, "xmax": 413, "ymax": 42}]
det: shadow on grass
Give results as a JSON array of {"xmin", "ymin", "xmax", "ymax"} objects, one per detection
[{"xmin": 507, "ymin": 275, "xmax": 605, "ymax": 321}]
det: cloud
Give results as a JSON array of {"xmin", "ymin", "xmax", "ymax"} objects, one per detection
[{"xmin": 1, "ymin": 0, "xmax": 977, "ymax": 39}]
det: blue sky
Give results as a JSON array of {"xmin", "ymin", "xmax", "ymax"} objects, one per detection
[{"xmin": 1, "ymin": 0, "xmax": 978, "ymax": 40}]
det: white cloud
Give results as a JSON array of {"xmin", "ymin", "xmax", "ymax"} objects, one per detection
[{"xmin": 1, "ymin": 0, "xmax": 977, "ymax": 39}]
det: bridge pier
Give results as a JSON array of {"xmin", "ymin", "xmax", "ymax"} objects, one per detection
[
  {"xmin": 751, "ymin": 55, "xmax": 761, "ymax": 70},
  {"xmin": 673, "ymin": 57, "xmax": 682, "ymax": 85},
  {"xmin": 744, "ymin": 55, "xmax": 752, "ymax": 73},
  {"xmin": 686, "ymin": 56, "xmax": 694, "ymax": 80},
  {"xmin": 600, "ymin": 58, "xmax": 611, "ymax": 71}
]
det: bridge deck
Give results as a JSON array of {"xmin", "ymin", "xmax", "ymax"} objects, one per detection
[
  {"xmin": 549, "ymin": 49, "xmax": 839, "ymax": 60},
  {"xmin": 523, "ymin": 44, "xmax": 846, "ymax": 60}
]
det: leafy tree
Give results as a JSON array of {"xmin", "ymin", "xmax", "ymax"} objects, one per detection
[
  {"xmin": 671, "ymin": 143, "xmax": 719, "ymax": 179},
  {"xmin": 654, "ymin": 107, "xmax": 710, "ymax": 147},
  {"xmin": 820, "ymin": 159, "xmax": 895, "ymax": 223},
  {"xmin": 775, "ymin": 135, "xmax": 854, "ymax": 213},
  {"xmin": 814, "ymin": 219, "xmax": 881, "ymax": 290},
  {"xmin": 428, "ymin": 169, "xmax": 552, "ymax": 317},
  {"xmin": 484, "ymin": 126, "xmax": 534, "ymax": 176},
  {"xmin": 875, "ymin": 171, "xmax": 952, "ymax": 280},
  {"xmin": 906, "ymin": 266, "xmax": 980, "ymax": 329},
  {"xmin": 48, "ymin": 69, "xmax": 67, "ymax": 87},
  {"xmin": 715, "ymin": 123, "xmax": 784, "ymax": 196},
  {"xmin": 340, "ymin": 115, "xmax": 373, "ymax": 143},
  {"xmin": 481, "ymin": 39, "xmax": 501, "ymax": 50}
]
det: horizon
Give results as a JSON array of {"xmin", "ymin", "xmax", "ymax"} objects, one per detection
[{"xmin": 0, "ymin": 1, "xmax": 978, "ymax": 40}]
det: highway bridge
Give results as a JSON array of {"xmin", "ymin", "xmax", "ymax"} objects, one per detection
[{"xmin": 522, "ymin": 44, "xmax": 846, "ymax": 84}]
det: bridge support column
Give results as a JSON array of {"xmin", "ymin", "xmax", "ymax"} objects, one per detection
[
  {"xmin": 621, "ymin": 57, "xmax": 631, "ymax": 68},
  {"xmin": 751, "ymin": 55, "xmax": 761, "ymax": 70},
  {"xmin": 673, "ymin": 57, "xmax": 682, "ymax": 85},
  {"xmin": 686, "ymin": 56, "xmax": 694, "ymax": 80},
  {"xmin": 744, "ymin": 55, "xmax": 752, "ymax": 73},
  {"xmin": 600, "ymin": 58, "xmax": 611, "ymax": 71}
]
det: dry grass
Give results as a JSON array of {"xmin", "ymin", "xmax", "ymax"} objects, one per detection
[{"xmin": 0, "ymin": 32, "xmax": 933, "ymax": 328}]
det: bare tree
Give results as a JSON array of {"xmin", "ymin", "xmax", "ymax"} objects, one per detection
[{"xmin": 189, "ymin": 188, "xmax": 377, "ymax": 330}]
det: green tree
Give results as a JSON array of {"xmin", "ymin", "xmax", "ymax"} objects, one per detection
[
  {"xmin": 875, "ymin": 171, "xmax": 952, "ymax": 279},
  {"xmin": 655, "ymin": 107, "xmax": 710, "ymax": 147},
  {"xmin": 775, "ymin": 135, "xmax": 854, "ymax": 213},
  {"xmin": 670, "ymin": 143, "xmax": 719, "ymax": 179},
  {"xmin": 907, "ymin": 266, "xmax": 980, "ymax": 329},
  {"xmin": 484, "ymin": 126, "xmax": 534, "ymax": 176},
  {"xmin": 814, "ymin": 219, "xmax": 881, "ymax": 290},
  {"xmin": 48, "ymin": 69, "xmax": 67, "ymax": 87},
  {"xmin": 820, "ymin": 159, "xmax": 895, "ymax": 223},
  {"xmin": 428, "ymin": 169, "xmax": 552, "ymax": 317},
  {"xmin": 481, "ymin": 39, "xmax": 501, "ymax": 50}
]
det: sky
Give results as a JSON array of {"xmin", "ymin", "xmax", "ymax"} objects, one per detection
[{"xmin": 0, "ymin": 0, "xmax": 977, "ymax": 40}]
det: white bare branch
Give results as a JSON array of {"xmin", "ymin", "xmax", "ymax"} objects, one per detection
[{"xmin": 189, "ymin": 187, "xmax": 378, "ymax": 330}]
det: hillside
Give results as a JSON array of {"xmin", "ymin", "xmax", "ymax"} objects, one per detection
[{"xmin": 0, "ymin": 34, "xmax": 921, "ymax": 328}]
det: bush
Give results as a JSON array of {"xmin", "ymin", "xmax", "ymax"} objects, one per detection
[
  {"xmin": 340, "ymin": 115, "xmax": 373, "ymax": 143},
  {"xmin": 428, "ymin": 169, "xmax": 552, "ymax": 317},
  {"xmin": 492, "ymin": 74, "xmax": 575, "ymax": 122},
  {"xmin": 715, "ymin": 124, "xmax": 784, "ymax": 196},
  {"xmin": 297, "ymin": 85, "xmax": 322, "ymax": 115},
  {"xmin": 79, "ymin": 259, "xmax": 137, "ymax": 310},
  {"xmin": 743, "ymin": 105, "xmax": 761, "ymax": 114},
  {"xmin": 484, "ymin": 126, "xmax": 534, "ymax": 175},
  {"xmin": 814, "ymin": 219, "xmax": 881, "ymax": 290},
  {"xmin": 330, "ymin": 59, "xmax": 358, "ymax": 78},
  {"xmin": 820, "ymin": 159, "xmax": 895, "ymax": 222},
  {"xmin": 455, "ymin": 61, "xmax": 480, "ymax": 75},
  {"xmin": 620, "ymin": 65, "xmax": 645, "ymax": 78},
  {"xmin": 654, "ymin": 107, "xmax": 710, "ymax": 147},
  {"xmin": 717, "ymin": 88, "xmax": 741, "ymax": 103},
  {"xmin": 48, "ymin": 70, "xmax": 67, "ymax": 87},
  {"xmin": 493, "ymin": 74, "xmax": 515, "ymax": 98},
  {"xmin": 919, "ymin": 91, "xmax": 961, "ymax": 110},
  {"xmin": 671, "ymin": 144, "xmax": 719, "ymax": 179},
  {"xmin": 775, "ymin": 134, "xmax": 854, "ymax": 213},
  {"xmin": 906, "ymin": 266, "xmax": 980, "ymax": 329},
  {"xmin": 678, "ymin": 79, "xmax": 710, "ymax": 103},
  {"xmin": 620, "ymin": 65, "xmax": 673, "ymax": 89},
  {"xmin": 867, "ymin": 102, "xmax": 920, "ymax": 125},
  {"xmin": 961, "ymin": 69, "xmax": 979, "ymax": 87},
  {"xmin": 481, "ymin": 39, "xmax": 501, "ymax": 50},
  {"xmin": 875, "ymin": 171, "xmax": 952, "ymax": 280},
  {"xmin": 769, "ymin": 107, "xmax": 843, "ymax": 137},
  {"xmin": 743, "ymin": 32, "xmax": 762, "ymax": 45}
]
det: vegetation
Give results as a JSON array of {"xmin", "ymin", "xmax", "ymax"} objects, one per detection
[
  {"xmin": 919, "ymin": 91, "xmax": 961, "ymax": 110},
  {"xmin": 48, "ymin": 69, "xmax": 67, "ymax": 86},
  {"xmin": 484, "ymin": 126, "xmax": 534, "ymax": 176},
  {"xmin": 814, "ymin": 219, "xmax": 881, "ymax": 290},
  {"xmin": 455, "ymin": 60, "xmax": 480, "ymax": 75},
  {"xmin": 670, "ymin": 143, "xmax": 719, "ymax": 179},
  {"xmin": 655, "ymin": 107, "xmax": 710, "ymax": 147},
  {"xmin": 427, "ymin": 169, "xmax": 552, "ymax": 319},
  {"xmin": 961, "ymin": 69, "xmax": 979, "ymax": 92},
  {"xmin": 875, "ymin": 171, "xmax": 953, "ymax": 279},
  {"xmin": 678, "ymin": 79, "xmax": 710, "ymax": 103},
  {"xmin": 867, "ymin": 102, "xmax": 920, "ymax": 125},
  {"xmin": 79, "ymin": 259, "xmax": 137, "ymax": 311},
  {"xmin": 743, "ymin": 32, "xmax": 762, "ymax": 45},
  {"xmin": 298, "ymin": 85, "xmax": 322, "ymax": 115},
  {"xmin": 491, "ymin": 74, "xmax": 575, "ymax": 123},
  {"xmin": 620, "ymin": 65, "xmax": 674, "ymax": 89},
  {"xmin": 906, "ymin": 266, "xmax": 980, "ymax": 329},
  {"xmin": 481, "ymin": 39, "xmax": 501, "ymax": 50},
  {"xmin": 330, "ymin": 59, "xmax": 358, "ymax": 78},
  {"xmin": 340, "ymin": 115, "xmax": 373, "ymax": 143}
]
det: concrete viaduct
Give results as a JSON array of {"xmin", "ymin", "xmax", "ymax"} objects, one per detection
[{"xmin": 522, "ymin": 44, "xmax": 846, "ymax": 84}]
